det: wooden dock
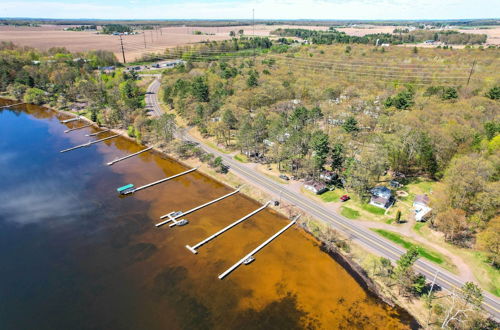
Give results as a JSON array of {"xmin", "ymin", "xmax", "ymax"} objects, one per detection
[
  {"xmin": 0, "ymin": 102, "xmax": 24, "ymax": 109},
  {"xmin": 156, "ymin": 188, "xmax": 241, "ymax": 228},
  {"xmin": 86, "ymin": 129, "xmax": 110, "ymax": 137},
  {"xmin": 64, "ymin": 123, "xmax": 92, "ymax": 133},
  {"xmin": 60, "ymin": 116, "xmax": 82, "ymax": 124},
  {"xmin": 186, "ymin": 202, "xmax": 270, "ymax": 254},
  {"xmin": 218, "ymin": 217, "xmax": 298, "ymax": 280},
  {"xmin": 59, "ymin": 134, "xmax": 119, "ymax": 153},
  {"xmin": 122, "ymin": 167, "xmax": 197, "ymax": 194},
  {"xmin": 107, "ymin": 147, "xmax": 153, "ymax": 166}
]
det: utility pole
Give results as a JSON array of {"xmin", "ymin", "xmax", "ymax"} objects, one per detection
[
  {"xmin": 119, "ymin": 35, "xmax": 126, "ymax": 64},
  {"xmin": 466, "ymin": 59, "xmax": 476, "ymax": 87},
  {"xmin": 426, "ymin": 270, "xmax": 439, "ymax": 327},
  {"xmin": 143, "ymin": 32, "xmax": 147, "ymax": 48},
  {"xmin": 150, "ymin": 30, "xmax": 153, "ymax": 43}
]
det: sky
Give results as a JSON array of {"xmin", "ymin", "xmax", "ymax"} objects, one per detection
[{"xmin": 1, "ymin": 0, "xmax": 499, "ymax": 20}]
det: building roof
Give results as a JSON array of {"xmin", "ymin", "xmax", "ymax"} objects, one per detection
[
  {"xmin": 414, "ymin": 194, "xmax": 430, "ymax": 206},
  {"xmin": 305, "ymin": 180, "xmax": 327, "ymax": 191},
  {"xmin": 370, "ymin": 186, "xmax": 392, "ymax": 199}
]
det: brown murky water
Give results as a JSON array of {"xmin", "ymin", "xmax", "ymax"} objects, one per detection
[{"xmin": 0, "ymin": 100, "xmax": 416, "ymax": 329}]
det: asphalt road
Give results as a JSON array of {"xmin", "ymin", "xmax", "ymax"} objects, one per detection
[{"xmin": 144, "ymin": 78, "xmax": 500, "ymax": 321}]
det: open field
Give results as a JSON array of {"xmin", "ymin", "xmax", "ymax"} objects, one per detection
[
  {"xmin": 0, "ymin": 24, "xmax": 328, "ymax": 62},
  {"xmin": 337, "ymin": 24, "xmax": 500, "ymax": 45}
]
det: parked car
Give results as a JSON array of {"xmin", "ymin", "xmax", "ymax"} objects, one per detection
[
  {"xmin": 279, "ymin": 174, "xmax": 290, "ymax": 181},
  {"xmin": 340, "ymin": 195, "xmax": 350, "ymax": 202}
]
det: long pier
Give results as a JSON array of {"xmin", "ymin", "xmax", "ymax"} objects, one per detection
[
  {"xmin": 64, "ymin": 123, "xmax": 92, "ymax": 133},
  {"xmin": 107, "ymin": 147, "xmax": 153, "ymax": 166},
  {"xmin": 186, "ymin": 202, "xmax": 270, "ymax": 254},
  {"xmin": 218, "ymin": 217, "xmax": 298, "ymax": 280},
  {"xmin": 156, "ymin": 188, "xmax": 241, "ymax": 228},
  {"xmin": 0, "ymin": 102, "xmax": 24, "ymax": 109},
  {"xmin": 60, "ymin": 134, "xmax": 119, "ymax": 153},
  {"xmin": 60, "ymin": 116, "xmax": 82, "ymax": 124},
  {"xmin": 123, "ymin": 167, "xmax": 197, "ymax": 194},
  {"xmin": 86, "ymin": 129, "xmax": 110, "ymax": 137}
]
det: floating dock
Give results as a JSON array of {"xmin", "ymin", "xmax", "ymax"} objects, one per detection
[
  {"xmin": 186, "ymin": 202, "xmax": 270, "ymax": 254},
  {"xmin": 218, "ymin": 217, "xmax": 298, "ymax": 280},
  {"xmin": 86, "ymin": 129, "xmax": 110, "ymax": 137},
  {"xmin": 156, "ymin": 188, "xmax": 241, "ymax": 228},
  {"xmin": 0, "ymin": 102, "xmax": 24, "ymax": 109},
  {"xmin": 107, "ymin": 147, "xmax": 153, "ymax": 166},
  {"xmin": 60, "ymin": 116, "xmax": 82, "ymax": 124},
  {"xmin": 121, "ymin": 167, "xmax": 197, "ymax": 195},
  {"xmin": 59, "ymin": 134, "xmax": 119, "ymax": 153},
  {"xmin": 64, "ymin": 123, "xmax": 92, "ymax": 133}
]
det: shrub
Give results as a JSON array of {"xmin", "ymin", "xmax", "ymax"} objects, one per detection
[{"xmin": 23, "ymin": 88, "xmax": 46, "ymax": 105}]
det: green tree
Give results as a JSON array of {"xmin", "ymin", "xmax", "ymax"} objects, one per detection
[
  {"xmin": 441, "ymin": 87, "xmax": 458, "ymax": 100},
  {"xmin": 247, "ymin": 70, "xmax": 259, "ymax": 88},
  {"xmin": 385, "ymin": 88, "xmax": 414, "ymax": 110},
  {"xmin": 331, "ymin": 143, "xmax": 344, "ymax": 170},
  {"xmin": 485, "ymin": 86, "xmax": 500, "ymax": 100},
  {"xmin": 342, "ymin": 116, "xmax": 359, "ymax": 133},
  {"xmin": 310, "ymin": 130, "xmax": 330, "ymax": 171},
  {"xmin": 395, "ymin": 210, "xmax": 402, "ymax": 223},
  {"xmin": 476, "ymin": 216, "xmax": 500, "ymax": 267},
  {"xmin": 191, "ymin": 76, "xmax": 209, "ymax": 102},
  {"xmin": 23, "ymin": 87, "xmax": 46, "ymax": 105},
  {"xmin": 483, "ymin": 121, "xmax": 499, "ymax": 140}
]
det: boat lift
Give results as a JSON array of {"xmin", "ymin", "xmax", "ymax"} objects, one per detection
[
  {"xmin": 218, "ymin": 216, "xmax": 299, "ymax": 280},
  {"xmin": 156, "ymin": 188, "xmax": 241, "ymax": 228}
]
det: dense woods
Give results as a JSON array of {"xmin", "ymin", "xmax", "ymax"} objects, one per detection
[
  {"xmin": 157, "ymin": 43, "xmax": 499, "ymax": 265},
  {"xmin": 272, "ymin": 28, "xmax": 488, "ymax": 45}
]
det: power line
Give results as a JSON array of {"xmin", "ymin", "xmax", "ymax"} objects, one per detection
[{"xmin": 119, "ymin": 35, "xmax": 126, "ymax": 63}]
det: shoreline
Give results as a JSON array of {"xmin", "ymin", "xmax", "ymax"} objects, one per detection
[{"xmin": 0, "ymin": 97, "xmax": 421, "ymax": 328}]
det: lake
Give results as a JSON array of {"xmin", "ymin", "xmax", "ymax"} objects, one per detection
[{"xmin": 0, "ymin": 100, "xmax": 416, "ymax": 329}]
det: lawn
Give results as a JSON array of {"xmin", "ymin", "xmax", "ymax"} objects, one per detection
[
  {"xmin": 234, "ymin": 154, "xmax": 248, "ymax": 163},
  {"xmin": 319, "ymin": 190, "xmax": 342, "ymax": 202},
  {"xmin": 361, "ymin": 203, "xmax": 386, "ymax": 215},
  {"xmin": 341, "ymin": 206, "xmax": 360, "ymax": 219},
  {"xmin": 371, "ymin": 228, "xmax": 457, "ymax": 273}
]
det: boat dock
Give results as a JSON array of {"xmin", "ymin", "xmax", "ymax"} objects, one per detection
[
  {"xmin": 86, "ymin": 129, "xmax": 110, "ymax": 137},
  {"xmin": 218, "ymin": 217, "xmax": 298, "ymax": 280},
  {"xmin": 60, "ymin": 116, "xmax": 82, "ymax": 124},
  {"xmin": 121, "ymin": 167, "xmax": 197, "ymax": 195},
  {"xmin": 156, "ymin": 188, "xmax": 241, "ymax": 228},
  {"xmin": 60, "ymin": 134, "xmax": 119, "ymax": 153},
  {"xmin": 107, "ymin": 147, "xmax": 153, "ymax": 166},
  {"xmin": 0, "ymin": 102, "xmax": 24, "ymax": 109},
  {"xmin": 186, "ymin": 202, "xmax": 270, "ymax": 254},
  {"xmin": 64, "ymin": 123, "xmax": 92, "ymax": 133}
]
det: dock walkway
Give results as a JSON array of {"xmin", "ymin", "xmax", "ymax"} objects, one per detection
[
  {"xmin": 60, "ymin": 134, "xmax": 119, "ymax": 153},
  {"xmin": 218, "ymin": 217, "xmax": 298, "ymax": 280},
  {"xmin": 123, "ymin": 167, "xmax": 197, "ymax": 194},
  {"xmin": 107, "ymin": 147, "xmax": 153, "ymax": 166},
  {"xmin": 186, "ymin": 202, "xmax": 270, "ymax": 254},
  {"xmin": 64, "ymin": 123, "xmax": 92, "ymax": 133}
]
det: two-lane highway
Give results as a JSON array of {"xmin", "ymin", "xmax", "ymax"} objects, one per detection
[{"xmin": 144, "ymin": 78, "xmax": 500, "ymax": 320}]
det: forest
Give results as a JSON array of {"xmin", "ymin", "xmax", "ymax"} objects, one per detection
[{"xmin": 0, "ymin": 40, "xmax": 499, "ymax": 279}]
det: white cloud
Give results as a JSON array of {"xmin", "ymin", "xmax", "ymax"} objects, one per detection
[{"xmin": 1, "ymin": 0, "xmax": 499, "ymax": 19}]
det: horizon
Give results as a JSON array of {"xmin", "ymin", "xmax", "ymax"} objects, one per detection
[{"xmin": 2, "ymin": 0, "xmax": 500, "ymax": 20}]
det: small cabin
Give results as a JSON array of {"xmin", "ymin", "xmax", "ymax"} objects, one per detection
[{"xmin": 304, "ymin": 181, "xmax": 328, "ymax": 195}]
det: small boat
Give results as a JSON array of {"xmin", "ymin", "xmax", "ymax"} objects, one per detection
[
  {"xmin": 117, "ymin": 184, "xmax": 135, "ymax": 195},
  {"xmin": 176, "ymin": 219, "xmax": 189, "ymax": 226},
  {"xmin": 243, "ymin": 256, "xmax": 255, "ymax": 265},
  {"xmin": 171, "ymin": 211, "xmax": 183, "ymax": 217}
]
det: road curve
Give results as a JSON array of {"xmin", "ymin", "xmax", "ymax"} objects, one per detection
[{"xmin": 144, "ymin": 78, "xmax": 500, "ymax": 320}]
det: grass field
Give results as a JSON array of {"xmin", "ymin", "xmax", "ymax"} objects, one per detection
[
  {"xmin": 319, "ymin": 190, "xmax": 343, "ymax": 202},
  {"xmin": 361, "ymin": 203, "xmax": 386, "ymax": 215},
  {"xmin": 371, "ymin": 228, "xmax": 457, "ymax": 273},
  {"xmin": 341, "ymin": 206, "xmax": 360, "ymax": 219}
]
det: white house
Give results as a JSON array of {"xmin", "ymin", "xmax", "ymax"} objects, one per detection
[
  {"xmin": 304, "ymin": 181, "xmax": 328, "ymax": 195},
  {"xmin": 413, "ymin": 194, "xmax": 432, "ymax": 222}
]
